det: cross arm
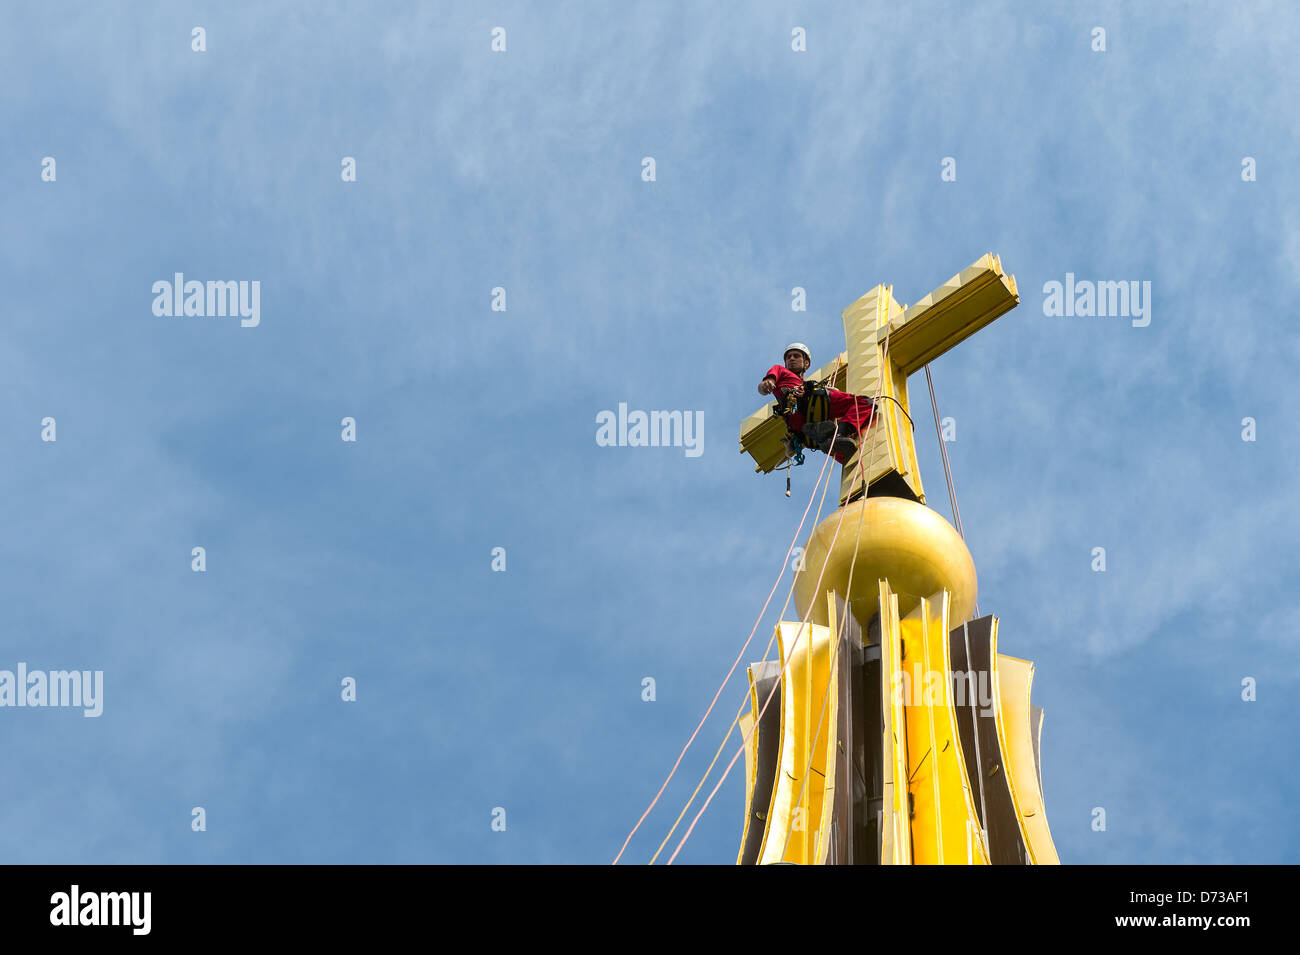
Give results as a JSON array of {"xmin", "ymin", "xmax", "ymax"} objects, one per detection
[{"xmin": 881, "ymin": 253, "xmax": 1019, "ymax": 377}]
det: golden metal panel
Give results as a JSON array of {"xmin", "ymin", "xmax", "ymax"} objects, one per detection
[
  {"xmin": 994, "ymin": 652, "xmax": 1060, "ymax": 865},
  {"xmin": 883, "ymin": 253, "xmax": 1020, "ymax": 376},
  {"xmin": 839, "ymin": 285, "xmax": 919, "ymax": 505},
  {"xmin": 736, "ymin": 704, "xmax": 758, "ymax": 866},
  {"xmin": 877, "ymin": 581, "xmax": 911, "ymax": 865},
  {"xmin": 756, "ymin": 620, "xmax": 838, "ymax": 865},
  {"xmin": 898, "ymin": 592, "xmax": 989, "ymax": 864}
]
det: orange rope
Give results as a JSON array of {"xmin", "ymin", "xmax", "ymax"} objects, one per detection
[
  {"xmin": 924, "ymin": 364, "xmax": 978, "ymax": 618},
  {"xmin": 646, "ymin": 426, "xmax": 845, "ymax": 863},
  {"xmin": 647, "ymin": 695, "xmax": 750, "ymax": 864},
  {"xmin": 666, "ymin": 424, "xmax": 853, "ymax": 864},
  {"xmin": 777, "ymin": 446, "xmax": 872, "ymax": 862},
  {"xmin": 610, "ymin": 443, "xmax": 838, "ymax": 864},
  {"xmin": 667, "ymin": 324, "xmax": 895, "ymax": 864}
]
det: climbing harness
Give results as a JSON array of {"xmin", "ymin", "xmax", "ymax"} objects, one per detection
[
  {"xmin": 769, "ymin": 376, "xmax": 855, "ymax": 496},
  {"xmin": 772, "ymin": 378, "xmax": 832, "ymax": 425}
]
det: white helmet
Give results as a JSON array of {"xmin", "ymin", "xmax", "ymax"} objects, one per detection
[{"xmin": 783, "ymin": 342, "xmax": 811, "ymax": 366}]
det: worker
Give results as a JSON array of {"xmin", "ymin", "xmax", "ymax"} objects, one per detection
[{"xmin": 757, "ymin": 342, "xmax": 877, "ymax": 464}]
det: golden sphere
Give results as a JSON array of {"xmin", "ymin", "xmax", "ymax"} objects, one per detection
[{"xmin": 792, "ymin": 496, "xmax": 977, "ymax": 632}]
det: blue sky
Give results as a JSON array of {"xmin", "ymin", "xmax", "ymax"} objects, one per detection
[{"xmin": 1, "ymin": 1, "xmax": 1297, "ymax": 864}]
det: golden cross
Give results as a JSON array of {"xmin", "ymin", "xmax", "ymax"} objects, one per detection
[{"xmin": 739, "ymin": 253, "xmax": 1019, "ymax": 506}]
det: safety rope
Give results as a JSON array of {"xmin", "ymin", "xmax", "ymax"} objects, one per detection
[
  {"xmin": 665, "ymin": 419, "xmax": 853, "ymax": 865},
  {"xmin": 646, "ymin": 435, "xmax": 842, "ymax": 863},
  {"xmin": 924, "ymin": 364, "xmax": 978, "ymax": 619},
  {"xmin": 777, "ymin": 443, "xmax": 872, "ymax": 863},
  {"xmin": 640, "ymin": 318, "xmax": 922, "ymax": 864},
  {"xmin": 610, "ymin": 442, "xmax": 839, "ymax": 865},
  {"xmin": 665, "ymin": 319, "xmax": 899, "ymax": 867},
  {"xmin": 773, "ymin": 329, "xmax": 888, "ymax": 863},
  {"xmin": 647, "ymin": 695, "xmax": 750, "ymax": 865},
  {"xmin": 771, "ymin": 351, "xmax": 980, "ymax": 864}
]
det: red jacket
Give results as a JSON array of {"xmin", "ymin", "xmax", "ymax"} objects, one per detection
[
  {"xmin": 764, "ymin": 364, "xmax": 806, "ymax": 395},
  {"xmin": 762, "ymin": 364, "xmax": 876, "ymax": 439}
]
